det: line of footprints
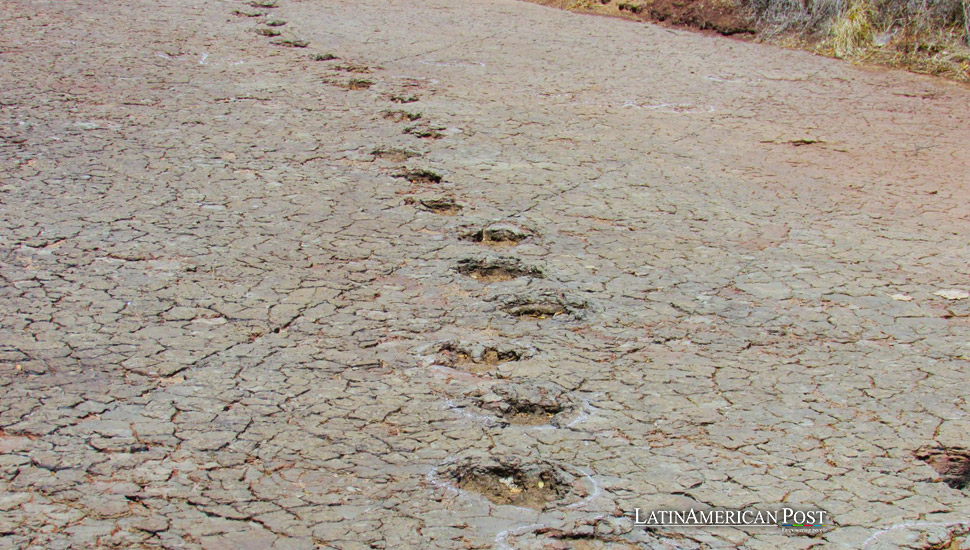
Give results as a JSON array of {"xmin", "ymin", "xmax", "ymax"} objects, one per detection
[{"xmin": 232, "ymin": 0, "xmax": 603, "ymax": 517}]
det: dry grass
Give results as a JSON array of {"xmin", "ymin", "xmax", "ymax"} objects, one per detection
[
  {"xmin": 863, "ymin": 27, "xmax": 970, "ymax": 79},
  {"xmin": 958, "ymin": 0, "xmax": 969, "ymax": 24},
  {"xmin": 830, "ymin": 1, "xmax": 874, "ymax": 57},
  {"xmin": 746, "ymin": 0, "xmax": 970, "ymax": 80}
]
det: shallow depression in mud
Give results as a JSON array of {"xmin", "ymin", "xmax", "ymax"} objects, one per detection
[
  {"xmin": 371, "ymin": 147, "xmax": 420, "ymax": 161},
  {"xmin": 437, "ymin": 342, "xmax": 528, "ymax": 374},
  {"xmin": 457, "ymin": 257, "xmax": 542, "ymax": 282},
  {"xmin": 916, "ymin": 446, "xmax": 970, "ymax": 489},
  {"xmin": 480, "ymin": 380, "xmax": 574, "ymax": 426},
  {"xmin": 501, "ymin": 296, "xmax": 579, "ymax": 319},
  {"xmin": 395, "ymin": 169, "xmax": 442, "ymax": 184},
  {"xmin": 462, "ymin": 222, "xmax": 534, "ymax": 245},
  {"xmin": 405, "ymin": 196, "xmax": 462, "ymax": 215},
  {"xmin": 443, "ymin": 456, "xmax": 585, "ymax": 510},
  {"xmin": 500, "ymin": 401, "xmax": 564, "ymax": 426}
]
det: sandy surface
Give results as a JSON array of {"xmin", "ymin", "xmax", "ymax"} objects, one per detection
[{"xmin": 2, "ymin": 0, "xmax": 970, "ymax": 548}]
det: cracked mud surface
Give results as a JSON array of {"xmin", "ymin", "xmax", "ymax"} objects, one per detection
[{"xmin": 2, "ymin": 0, "xmax": 970, "ymax": 548}]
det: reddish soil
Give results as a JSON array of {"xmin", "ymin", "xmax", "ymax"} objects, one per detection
[
  {"xmin": 617, "ymin": 0, "xmax": 754, "ymax": 35},
  {"xmin": 533, "ymin": 0, "xmax": 754, "ymax": 36}
]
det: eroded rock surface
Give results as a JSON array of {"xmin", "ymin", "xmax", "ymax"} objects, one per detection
[{"xmin": 2, "ymin": 0, "xmax": 970, "ymax": 548}]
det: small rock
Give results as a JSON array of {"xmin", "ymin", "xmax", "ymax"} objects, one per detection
[
  {"xmin": 935, "ymin": 289, "xmax": 969, "ymax": 300},
  {"xmin": 131, "ymin": 515, "xmax": 169, "ymax": 533}
]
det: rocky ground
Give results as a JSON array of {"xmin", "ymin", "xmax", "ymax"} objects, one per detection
[{"xmin": 2, "ymin": 0, "xmax": 970, "ymax": 548}]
